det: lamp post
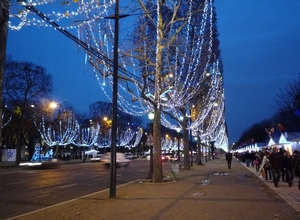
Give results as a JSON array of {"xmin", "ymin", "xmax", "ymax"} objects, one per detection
[
  {"xmin": 176, "ymin": 127, "xmax": 181, "ymax": 162},
  {"xmin": 189, "ymin": 126, "xmax": 193, "ymax": 167},
  {"xmin": 187, "ymin": 105, "xmax": 195, "ymax": 167},
  {"xmin": 211, "ymin": 141, "xmax": 215, "ymax": 160},
  {"xmin": 49, "ymin": 101, "xmax": 59, "ymax": 159},
  {"xmin": 108, "ymin": 0, "xmax": 120, "ymax": 199},
  {"xmin": 103, "ymin": 116, "xmax": 111, "ymax": 154},
  {"xmin": 147, "ymin": 112, "xmax": 154, "ymax": 179}
]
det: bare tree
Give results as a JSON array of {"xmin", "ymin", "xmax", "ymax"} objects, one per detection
[
  {"xmin": 3, "ymin": 57, "xmax": 53, "ymax": 165},
  {"xmin": 274, "ymin": 74, "xmax": 300, "ymax": 131}
]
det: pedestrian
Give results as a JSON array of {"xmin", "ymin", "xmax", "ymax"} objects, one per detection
[
  {"xmin": 260, "ymin": 151, "xmax": 272, "ymax": 181},
  {"xmin": 245, "ymin": 151, "xmax": 251, "ymax": 167},
  {"xmin": 282, "ymin": 151, "xmax": 294, "ymax": 187},
  {"xmin": 293, "ymin": 150, "xmax": 299, "ymax": 178},
  {"xmin": 225, "ymin": 151, "xmax": 233, "ymax": 169},
  {"xmin": 294, "ymin": 154, "xmax": 300, "ymax": 190},
  {"xmin": 254, "ymin": 154, "xmax": 261, "ymax": 172},
  {"xmin": 269, "ymin": 147, "xmax": 283, "ymax": 187},
  {"xmin": 279, "ymin": 148, "xmax": 286, "ymax": 182}
]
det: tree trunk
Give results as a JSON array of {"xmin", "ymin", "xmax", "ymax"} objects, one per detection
[
  {"xmin": 0, "ymin": 0, "xmax": 9, "ymax": 162},
  {"xmin": 15, "ymin": 127, "xmax": 22, "ymax": 165},
  {"xmin": 197, "ymin": 137, "xmax": 203, "ymax": 165},
  {"xmin": 151, "ymin": 0, "xmax": 164, "ymax": 183},
  {"xmin": 182, "ymin": 116, "xmax": 191, "ymax": 170},
  {"xmin": 152, "ymin": 107, "xmax": 163, "ymax": 182}
]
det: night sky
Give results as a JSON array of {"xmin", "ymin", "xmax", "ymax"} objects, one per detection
[{"xmin": 7, "ymin": 0, "xmax": 300, "ymax": 144}]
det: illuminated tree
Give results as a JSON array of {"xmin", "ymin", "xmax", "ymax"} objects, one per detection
[
  {"xmin": 3, "ymin": 56, "xmax": 53, "ymax": 164},
  {"xmin": 35, "ymin": 111, "xmax": 80, "ymax": 158},
  {"xmin": 129, "ymin": 127, "xmax": 143, "ymax": 149},
  {"xmin": 8, "ymin": 0, "xmax": 226, "ymax": 182},
  {"xmin": 72, "ymin": 122, "xmax": 100, "ymax": 162}
]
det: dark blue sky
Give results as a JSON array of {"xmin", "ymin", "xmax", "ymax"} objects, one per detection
[
  {"xmin": 7, "ymin": 1, "xmax": 300, "ymax": 144},
  {"xmin": 215, "ymin": 0, "xmax": 300, "ymax": 143}
]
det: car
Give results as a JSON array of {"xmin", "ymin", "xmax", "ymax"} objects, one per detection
[
  {"xmin": 90, "ymin": 155, "xmax": 102, "ymax": 162},
  {"xmin": 161, "ymin": 155, "xmax": 169, "ymax": 162},
  {"xmin": 101, "ymin": 152, "xmax": 131, "ymax": 167},
  {"xmin": 169, "ymin": 155, "xmax": 178, "ymax": 161},
  {"xmin": 20, "ymin": 159, "xmax": 62, "ymax": 169},
  {"xmin": 124, "ymin": 153, "xmax": 134, "ymax": 160}
]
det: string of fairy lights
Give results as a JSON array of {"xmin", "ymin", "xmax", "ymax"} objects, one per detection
[
  {"xmin": 72, "ymin": 124, "xmax": 100, "ymax": 147},
  {"xmin": 35, "ymin": 115, "xmax": 80, "ymax": 147},
  {"xmin": 9, "ymin": 0, "xmax": 228, "ymax": 149},
  {"xmin": 35, "ymin": 114, "xmax": 141, "ymax": 148}
]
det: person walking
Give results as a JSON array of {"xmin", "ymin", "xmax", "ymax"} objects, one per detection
[
  {"xmin": 245, "ymin": 151, "xmax": 251, "ymax": 167},
  {"xmin": 254, "ymin": 153, "xmax": 261, "ymax": 172},
  {"xmin": 293, "ymin": 150, "xmax": 299, "ymax": 179},
  {"xmin": 282, "ymin": 151, "xmax": 294, "ymax": 187},
  {"xmin": 225, "ymin": 151, "xmax": 233, "ymax": 169},
  {"xmin": 269, "ymin": 147, "xmax": 283, "ymax": 187},
  {"xmin": 260, "ymin": 151, "xmax": 272, "ymax": 181},
  {"xmin": 280, "ymin": 148, "xmax": 286, "ymax": 182},
  {"xmin": 295, "ymin": 155, "xmax": 300, "ymax": 190}
]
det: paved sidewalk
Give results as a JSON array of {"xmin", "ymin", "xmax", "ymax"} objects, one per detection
[
  {"xmin": 4, "ymin": 157, "xmax": 300, "ymax": 220},
  {"xmin": 240, "ymin": 160, "xmax": 300, "ymax": 212}
]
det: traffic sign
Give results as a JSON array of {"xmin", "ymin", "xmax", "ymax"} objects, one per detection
[{"xmin": 146, "ymin": 133, "xmax": 153, "ymax": 146}]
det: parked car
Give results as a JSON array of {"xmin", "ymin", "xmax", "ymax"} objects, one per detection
[{"xmin": 101, "ymin": 153, "xmax": 131, "ymax": 167}]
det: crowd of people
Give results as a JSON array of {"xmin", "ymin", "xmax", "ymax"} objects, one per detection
[{"xmin": 233, "ymin": 148, "xmax": 300, "ymax": 189}]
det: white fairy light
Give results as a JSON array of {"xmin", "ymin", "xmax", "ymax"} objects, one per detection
[
  {"xmin": 73, "ymin": 123, "xmax": 100, "ymax": 147},
  {"xmin": 35, "ymin": 114, "xmax": 80, "ymax": 147},
  {"xmin": 9, "ymin": 0, "xmax": 227, "ymax": 144}
]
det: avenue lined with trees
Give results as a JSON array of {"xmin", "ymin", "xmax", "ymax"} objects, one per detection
[{"xmin": 0, "ymin": 0, "xmax": 228, "ymax": 186}]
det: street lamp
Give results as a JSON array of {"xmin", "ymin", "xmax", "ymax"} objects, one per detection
[
  {"xmin": 148, "ymin": 112, "xmax": 154, "ymax": 121},
  {"xmin": 49, "ymin": 101, "xmax": 60, "ymax": 158},
  {"xmin": 49, "ymin": 102, "xmax": 58, "ymax": 110},
  {"xmin": 188, "ymin": 105, "xmax": 194, "ymax": 167},
  {"xmin": 102, "ymin": 116, "xmax": 111, "ymax": 153},
  {"xmin": 176, "ymin": 127, "xmax": 181, "ymax": 162}
]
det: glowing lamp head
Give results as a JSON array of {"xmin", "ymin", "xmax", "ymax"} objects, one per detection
[
  {"xmin": 148, "ymin": 112, "xmax": 154, "ymax": 121},
  {"xmin": 49, "ymin": 102, "xmax": 58, "ymax": 109}
]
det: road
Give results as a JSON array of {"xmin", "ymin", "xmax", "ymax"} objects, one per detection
[{"xmin": 0, "ymin": 159, "xmax": 171, "ymax": 220}]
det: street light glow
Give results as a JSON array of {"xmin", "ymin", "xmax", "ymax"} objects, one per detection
[{"xmin": 49, "ymin": 102, "xmax": 58, "ymax": 109}]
